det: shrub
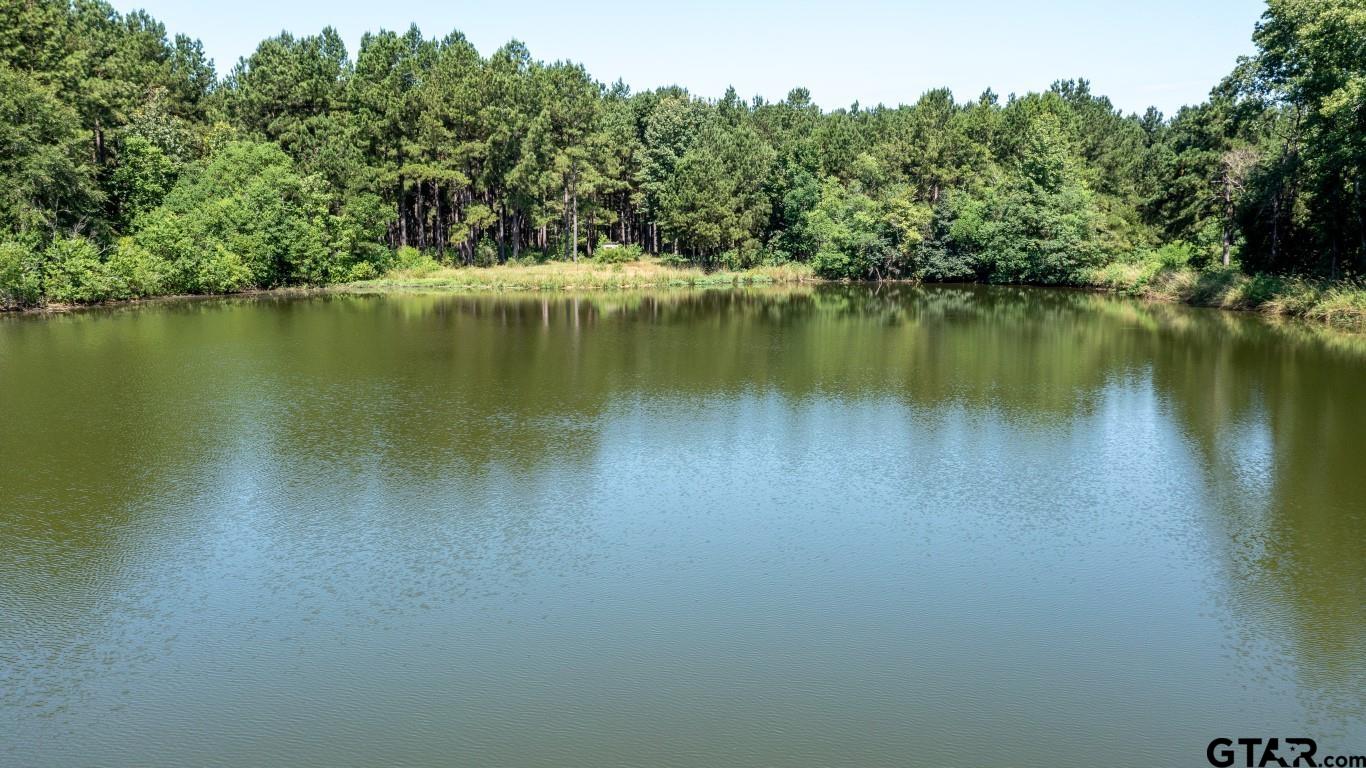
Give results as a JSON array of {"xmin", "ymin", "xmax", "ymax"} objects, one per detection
[
  {"xmin": 592, "ymin": 243, "xmax": 644, "ymax": 264},
  {"xmin": 474, "ymin": 237, "xmax": 499, "ymax": 267},
  {"xmin": 134, "ymin": 141, "xmax": 335, "ymax": 293},
  {"xmin": 192, "ymin": 246, "xmax": 254, "ymax": 294},
  {"xmin": 508, "ymin": 251, "xmax": 547, "ymax": 266},
  {"xmin": 346, "ymin": 260, "xmax": 378, "ymax": 282},
  {"xmin": 760, "ymin": 247, "xmax": 793, "ymax": 266},
  {"xmin": 106, "ymin": 238, "xmax": 168, "ymax": 298},
  {"xmin": 810, "ymin": 246, "xmax": 860, "ymax": 279},
  {"xmin": 42, "ymin": 236, "xmax": 119, "ymax": 303},
  {"xmin": 391, "ymin": 245, "xmax": 440, "ymax": 276},
  {"xmin": 714, "ymin": 248, "xmax": 745, "ymax": 271},
  {"xmin": 328, "ymin": 192, "xmax": 390, "ymax": 278},
  {"xmin": 0, "ymin": 241, "xmax": 43, "ymax": 308},
  {"xmin": 913, "ymin": 240, "xmax": 978, "ymax": 282},
  {"xmin": 1227, "ymin": 272, "xmax": 1284, "ymax": 308},
  {"xmin": 1152, "ymin": 241, "xmax": 1195, "ymax": 270},
  {"xmin": 715, "ymin": 244, "xmax": 777, "ymax": 271}
]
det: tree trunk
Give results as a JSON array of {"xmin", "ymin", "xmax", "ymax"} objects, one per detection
[
  {"xmin": 1356, "ymin": 172, "xmax": 1365, "ymax": 262},
  {"xmin": 1222, "ymin": 179, "xmax": 1232, "ymax": 267},
  {"xmin": 416, "ymin": 182, "xmax": 425, "ymax": 249},
  {"xmin": 562, "ymin": 183, "xmax": 571, "ymax": 261},
  {"xmin": 1271, "ymin": 195, "xmax": 1280, "ymax": 265},
  {"xmin": 570, "ymin": 170, "xmax": 580, "ymax": 263},
  {"xmin": 586, "ymin": 209, "xmax": 595, "ymax": 258},
  {"xmin": 497, "ymin": 203, "xmax": 506, "ymax": 264},
  {"xmin": 93, "ymin": 119, "xmax": 105, "ymax": 166},
  {"xmin": 434, "ymin": 182, "xmax": 443, "ymax": 257}
]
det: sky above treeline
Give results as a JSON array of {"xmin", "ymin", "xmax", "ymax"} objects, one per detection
[{"xmin": 124, "ymin": 0, "xmax": 1268, "ymax": 117}]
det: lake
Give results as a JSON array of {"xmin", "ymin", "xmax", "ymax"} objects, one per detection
[{"xmin": 2, "ymin": 285, "xmax": 1363, "ymax": 767}]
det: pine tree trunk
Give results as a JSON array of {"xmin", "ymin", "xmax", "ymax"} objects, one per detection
[
  {"xmin": 93, "ymin": 119, "xmax": 105, "ymax": 166},
  {"xmin": 416, "ymin": 182, "xmax": 425, "ymax": 249},
  {"xmin": 563, "ymin": 183, "xmax": 571, "ymax": 261},
  {"xmin": 434, "ymin": 182, "xmax": 443, "ymax": 257},
  {"xmin": 497, "ymin": 203, "xmax": 506, "ymax": 264},
  {"xmin": 570, "ymin": 170, "xmax": 579, "ymax": 263},
  {"xmin": 397, "ymin": 147, "xmax": 407, "ymax": 247}
]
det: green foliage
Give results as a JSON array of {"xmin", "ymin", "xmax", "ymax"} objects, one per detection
[
  {"xmin": 953, "ymin": 112, "xmax": 1107, "ymax": 284},
  {"xmin": 346, "ymin": 260, "xmax": 379, "ymax": 281},
  {"xmin": 3, "ymin": 235, "xmax": 165, "ymax": 306},
  {"xmin": 908, "ymin": 198, "xmax": 977, "ymax": 281},
  {"xmin": 41, "ymin": 236, "xmax": 118, "ymax": 303},
  {"xmin": 391, "ymin": 245, "xmax": 441, "ymax": 276},
  {"xmin": 1151, "ymin": 241, "xmax": 1196, "ymax": 271},
  {"xmin": 0, "ymin": 241, "xmax": 43, "ymax": 308},
  {"xmin": 473, "ymin": 237, "xmax": 500, "ymax": 267},
  {"xmin": 1234, "ymin": 0, "xmax": 1366, "ymax": 276},
  {"xmin": 106, "ymin": 237, "xmax": 168, "ymax": 297},
  {"xmin": 593, "ymin": 244, "xmax": 644, "ymax": 264},
  {"xmin": 807, "ymin": 179, "xmax": 896, "ymax": 280},
  {"xmin": 107, "ymin": 134, "xmax": 175, "ymax": 230},
  {"xmin": 658, "ymin": 119, "xmax": 775, "ymax": 257},
  {"xmin": 774, "ymin": 170, "xmax": 823, "ymax": 258},
  {"xmin": 804, "ymin": 178, "xmax": 937, "ymax": 280},
  {"xmin": 135, "ymin": 141, "xmax": 361, "ymax": 293},
  {"xmin": 3, "ymin": 0, "xmax": 1365, "ymax": 309},
  {"xmin": 0, "ymin": 63, "xmax": 98, "ymax": 235}
]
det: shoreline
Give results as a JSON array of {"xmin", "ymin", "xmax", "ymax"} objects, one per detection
[
  {"xmin": 5, "ymin": 260, "xmax": 1363, "ymax": 332},
  {"xmin": 1080, "ymin": 262, "xmax": 1366, "ymax": 330}
]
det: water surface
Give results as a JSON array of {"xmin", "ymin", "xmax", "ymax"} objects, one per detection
[{"xmin": 2, "ymin": 285, "xmax": 1363, "ymax": 766}]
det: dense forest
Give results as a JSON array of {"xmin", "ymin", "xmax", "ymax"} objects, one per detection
[{"xmin": 1, "ymin": 0, "xmax": 1363, "ymax": 308}]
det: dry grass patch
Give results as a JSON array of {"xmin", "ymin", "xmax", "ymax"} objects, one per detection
[{"xmin": 352, "ymin": 258, "xmax": 818, "ymax": 292}]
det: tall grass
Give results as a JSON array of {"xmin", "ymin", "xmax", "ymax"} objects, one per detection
[
  {"xmin": 1084, "ymin": 249, "xmax": 1366, "ymax": 329},
  {"xmin": 350, "ymin": 257, "xmax": 818, "ymax": 292},
  {"xmin": 356, "ymin": 250, "xmax": 1366, "ymax": 330}
]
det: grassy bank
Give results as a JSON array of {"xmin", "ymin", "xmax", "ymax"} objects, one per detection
[
  {"xmin": 345, "ymin": 258, "xmax": 818, "ymax": 292},
  {"xmin": 1084, "ymin": 257, "xmax": 1366, "ymax": 329},
  {"xmin": 12, "ymin": 249, "xmax": 1366, "ymax": 335},
  {"xmin": 348, "ymin": 254, "xmax": 1366, "ymax": 331}
]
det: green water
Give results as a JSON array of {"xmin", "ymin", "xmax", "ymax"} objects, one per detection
[{"xmin": 2, "ymin": 285, "xmax": 1363, "ymax": 767}]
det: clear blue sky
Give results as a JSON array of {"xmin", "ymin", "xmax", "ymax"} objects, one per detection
[{"xmin": 124, "ymin": 0, "xmax": 1268, "ymax": 116}]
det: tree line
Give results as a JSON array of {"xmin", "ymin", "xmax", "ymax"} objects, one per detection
[{"xmin": 1, "ymin": 0, "xmax": 1363, "ymax": 307}]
